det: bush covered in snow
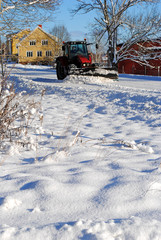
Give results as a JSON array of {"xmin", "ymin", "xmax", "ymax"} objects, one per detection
[{"xmin": 0, "ymin": 76, "xmax": 42, "ymax": 152}]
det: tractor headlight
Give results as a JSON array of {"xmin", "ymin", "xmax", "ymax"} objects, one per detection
[{"xmin": 82, "ymin": 63, "xmax": 90, "ymax": 67}]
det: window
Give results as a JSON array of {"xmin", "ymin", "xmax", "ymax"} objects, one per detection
[
  {"xmin": 37, "ymin": 51, "xmax": 42, "ymax": 57},
  {"xmin": 70, "ymin": 43, "xmax": 88, "ymax": 58},
  {"xmin": 46, "ymin": 50, "xmax": 52, "ymax": 57},
  {"xmin": 27, "ymin": 51, "xmax": 33, "ymax": 57},
  {"xmin": 42, "ymin": 40, "xmax": 48, "ymax": 45},
  {"xmin": 30, "ymin": 40, "xmax": 36, "ymax": 45}
]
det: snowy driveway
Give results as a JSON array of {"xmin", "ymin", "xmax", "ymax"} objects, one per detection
[{"xmin": 1, "ymin": 64, "xmax": 161, "ymax": 239}]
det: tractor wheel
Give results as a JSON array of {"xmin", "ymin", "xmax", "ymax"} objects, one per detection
[{"xmin": 56, "ymin": 61, "xmax": 68, "ymax": 80}]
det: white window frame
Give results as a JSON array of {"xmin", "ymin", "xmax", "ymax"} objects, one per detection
[
  {"xmin": 29, "ymin": 40, "xmax": 36, "ymax": 46},
  {"xmin": 26, "ymin": 51, "xmax": 33, "ymax": 57},
  {"xmin": 46, "ymin": 50, "xmax": 52, "ymax": 57},
  {"xmin": 42, "ymin": 40, "xmax": 48, "ymax": 45},
  {"xmin": 37, "ymin": 51, "xmax": 42, "ymax": 57}
]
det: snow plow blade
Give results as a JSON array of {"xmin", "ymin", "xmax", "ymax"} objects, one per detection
[{"xmin": 68, "ymin": 67, "xmax": 118, "ymax": 80}]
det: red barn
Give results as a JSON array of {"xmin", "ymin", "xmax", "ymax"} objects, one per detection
[{"xmin": 118, "ymin": 39, "xmax": 161, "ymax": 76}]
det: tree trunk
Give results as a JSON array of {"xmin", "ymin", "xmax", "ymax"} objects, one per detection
[
  {"xmin": 107, "ymin": 38, "xmax": 113, "ymax": 67},
  {"xmin": 107, "ymin": 30, "xmax": 118, "ymax": 69},
  {"xmin": 1, "ymin": 56, "xmax": 4, "ymax": 77}
]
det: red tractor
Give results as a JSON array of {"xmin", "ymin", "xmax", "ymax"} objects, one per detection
[
  {"xmin": 56, "ymin": 39, "xmax": 118, "ymax": 80},
  {"xmin": 56, "ymin": 40, "xmax": 95, "ymax": 80}
]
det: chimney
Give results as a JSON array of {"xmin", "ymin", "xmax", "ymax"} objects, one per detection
[{"xmin": 38, "ymin": 24, "xmax": 42, "ymax": 28}]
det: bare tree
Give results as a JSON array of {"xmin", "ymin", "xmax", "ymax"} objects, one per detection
[
  {"xmin": 0, "ymin": 0, "xmax": 61, "ymax": 150},
  {"xmin": 50, "ymin": 25, "xmax": 71, "ymax": 55},
  {"xmin": 117, "ymin": 7, "xmax": 161, "ymax": 66},
  {"xmin": 73, "ymin": 0, "xmax": 161, "ymax": 68},
  {"xmin": 0, "ymin": 0, "xmax": 61, "ymax": 75},
  {"xmin": 50, "ymin": 25, "xmax": 71, "ymax": 43},
  {"xmin": 0, "ymin": 0, "xmax": 61, "ymax": 34},
  {"xmin": 90, "ymin": 28, "xmax": 107, "ymax": 64}
]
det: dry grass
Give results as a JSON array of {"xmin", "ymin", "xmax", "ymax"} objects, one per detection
[{"xmin": 0, "ymin": 75, "xmax": 42, "ymax": 152}]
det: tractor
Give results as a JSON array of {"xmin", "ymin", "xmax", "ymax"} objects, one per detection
[{"xmin": 56, "ymin": 39, "xmax": 118, "ymax": 80}]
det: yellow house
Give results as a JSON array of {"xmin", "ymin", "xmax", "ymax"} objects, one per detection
[
  {"xmin": 6, "ymin": 29, "xmax": 31, "ymax": 60},
  {"xmin": 18, "ymin": 25, "xmax": 59, "ymax": 64}
]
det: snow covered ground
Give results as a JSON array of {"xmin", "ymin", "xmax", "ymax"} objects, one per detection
[{"xmin": 1, "ymin": 63, "xmax": 161, "ymax": 239}]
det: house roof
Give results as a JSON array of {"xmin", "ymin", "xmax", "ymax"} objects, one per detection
[
  {"xmin": 18, "ymin": 26, "xmax": 58, "ymax": 46},
  {"xmin": 6, "ymin": 29, "xmax": 31, "ymax": 39},
  {"xmin": 117, "ymin": 38, "xmax": 161, "ymax": 48}
]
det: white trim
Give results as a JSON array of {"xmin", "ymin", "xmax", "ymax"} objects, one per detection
[
  {"xmin": 45, "ymin": 50, "xmax": 52, "ymax": 57},
  {"xmin": 26, "ymin": 51, "xmax": 33, "ymax": 57},
  {"xmin": 37, "ymin": 51, "xmax": 42, "ymax": 57},
  {"xmin": 42, "ymin": 39, "xmax": 48, "ymax": 45},
  {"xmin": 29, "ymin": 40, "xmax": 36, "ymax": 45}
]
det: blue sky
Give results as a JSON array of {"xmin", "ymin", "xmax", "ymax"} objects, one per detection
[
  {"xmin": 38, "ymin": 0, "xmax": 161, "ymax": 41},
  {"xmin": 42, "ymin": 0, "xmax": 95, "ymax": 40}
]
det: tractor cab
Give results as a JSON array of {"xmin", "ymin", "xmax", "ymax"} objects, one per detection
[{"xmin": 62, "ymin": 41, "xmax": 89, "ymax": 60}]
